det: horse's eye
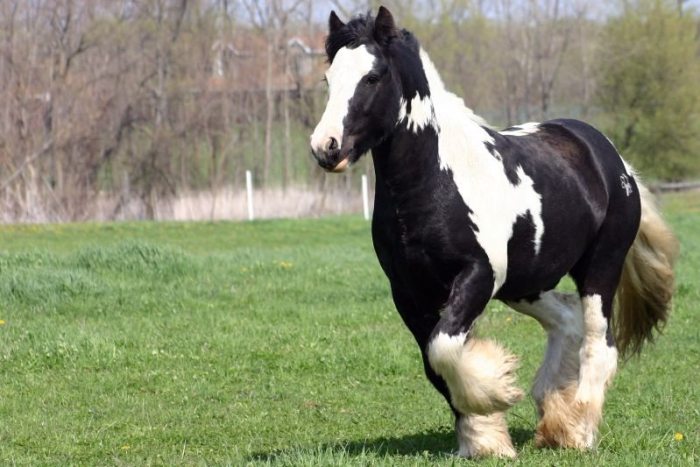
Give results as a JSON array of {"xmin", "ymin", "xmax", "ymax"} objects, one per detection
[{"xmin": 365, "ymin": 74, "xmax": 380, "ymax": 85}]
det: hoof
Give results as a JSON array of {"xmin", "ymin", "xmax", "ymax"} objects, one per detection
[
  {"xmin": 456, "ymin": 413, "xmax": 517, "ymax": 458},
  {"xmin": 534, "ymin": 386, "xmax": 599, "ymax": 449}
]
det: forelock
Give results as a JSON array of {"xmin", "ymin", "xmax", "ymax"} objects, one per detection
[
  {"xmin": 325, "ymin": 12, "xmax": 421, "ymax": 63},
  {"xmin": 324, "ymin": 11, "xmax": 429, "ymax": 100},
  {"xmin": 325, "ymin": 13, "xmax": 375, "ymax": 62}
]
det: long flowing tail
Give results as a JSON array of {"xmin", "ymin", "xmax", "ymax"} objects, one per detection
[{"xmin": 615, "ymin": 183, "xmax": 679, "ymax": 357}]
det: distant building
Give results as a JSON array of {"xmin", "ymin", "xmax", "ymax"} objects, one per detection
[{"xmin": 210, "ymin": 31, "xmax": 326, "ymax": 94}]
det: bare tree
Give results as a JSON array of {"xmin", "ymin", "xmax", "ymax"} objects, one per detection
[
  {"xmin": 529, "ymin": 0, "xmax": 583, "ymax": 119},
  {"xmin": 241, "ymin": 0, "xmax": 313, "ymax": 186},
  {"xmin": 0, "ymin": 0, "xmax": 687, "ymax": 222}
]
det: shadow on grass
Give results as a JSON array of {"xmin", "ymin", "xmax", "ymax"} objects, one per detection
[{"xmin": 247, "ymin": 426, "xmax": 534, "ymax": 462}]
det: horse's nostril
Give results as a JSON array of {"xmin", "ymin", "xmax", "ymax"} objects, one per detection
[{"xmin": 327, "ymin": 137, "xmax": 338, "ymax": 152}]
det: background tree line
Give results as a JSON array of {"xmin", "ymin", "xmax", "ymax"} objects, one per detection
[{"xmin": 0, "ymin": 0, "xmax": 698, "ymax": 222}]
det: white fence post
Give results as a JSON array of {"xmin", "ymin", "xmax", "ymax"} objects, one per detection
[
  {"xmin": 361, "ymin": 174, "xmax": 370, "ymax": 221},
  {"xmin": 246, "ymin": 170, "xmax": 254, "ymax": 221}
]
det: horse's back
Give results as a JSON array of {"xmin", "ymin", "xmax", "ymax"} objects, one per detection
[
  {"xmin": 494, "ymin": 118, "xmax": 640, "ymax": 300},
  {"xmin": 512, "ymin": 117, "xmax": 639, "ymax": 220},
  {"xmin": 541, "ymin": 119, "xmax": 633, "ymax": 192},
  {"xmin": 539, "ymin": 118, "xmax": 641, "ymax": 234}
]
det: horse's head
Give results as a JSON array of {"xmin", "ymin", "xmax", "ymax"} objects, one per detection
[{"xmin": 311, "ymin": 7, "xmax": 424, "ymax": 172}]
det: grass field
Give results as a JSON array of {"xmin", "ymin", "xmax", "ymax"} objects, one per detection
[{"xmin": 1, "ymin": 192, "xmax": 698, "ymax": 466}]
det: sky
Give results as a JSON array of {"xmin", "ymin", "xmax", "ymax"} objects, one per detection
[{"xmin": 311, "ymin": 0, "xmax": 700, "ymax": 23}]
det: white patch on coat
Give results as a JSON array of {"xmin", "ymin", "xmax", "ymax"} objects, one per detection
[
  {"xmin": 397, "ymin": 94, "xmax": 437, "ymax": 132},
  {"xmin": 310, "ymin": 45, "xmax": 376, "ymax": 153},
  {"xmin": 427, "ymin": 331, "xmax": 467, "ymax": 371},
  {"xmin": 500, "ymin": 122, "xmax": 541, "ymax": 136},
  {"xmin": 418, "ymin": 50, "xmax": 545, "ymax": 291}
]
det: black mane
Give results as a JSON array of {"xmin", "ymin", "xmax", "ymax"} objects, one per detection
[{"xmin": 325, "ymin": 13, "xmax": 418, "ymax": 60}]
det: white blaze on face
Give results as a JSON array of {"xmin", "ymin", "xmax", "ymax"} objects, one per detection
[{"xmin": 310, "ymin": 45, "xmax": 376, "ymax": 155}]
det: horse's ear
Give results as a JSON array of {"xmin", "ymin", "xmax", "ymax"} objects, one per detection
[
  {"xmin": 329, "ymin": 10, "xmax": 345, "ymax": 33},
  {"xmin": 374, "ymin": 6, "xmax": 398, "ymax": 44}
]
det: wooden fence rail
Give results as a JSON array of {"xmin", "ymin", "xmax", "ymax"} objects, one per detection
[{"xmin": 653, "ymin": 181, "xmax": 700, "ymax": 193}]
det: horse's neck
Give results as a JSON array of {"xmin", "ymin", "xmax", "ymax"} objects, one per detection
[
  {"xmin": 430, "ymin": 91, "xmax": 498, "ymax": 178},
  {"xmin": 372, "ymin": 128, "xmax": 436, "ymax": 192},
  {"xmin": 418, "ymin": 48, "xmax": 489, "ymax": 131},
  {"xmin": 401, "ymin": 49, "xmax": 494, "ymax": 177},
  {"xmin": 373, "ymin": 48, "xmax": 495, "ymax": 204},
  {"xmin": 373, "ymin": 94, "xmax": 492, "ymax": 192}
]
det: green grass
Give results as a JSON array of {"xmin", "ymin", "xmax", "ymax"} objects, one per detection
[{"xmin": 0, "ymin": 193, "xmax": 698, "ymax": 466}]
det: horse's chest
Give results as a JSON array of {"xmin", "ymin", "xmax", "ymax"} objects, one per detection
[{"xmin": 377, "ymin": 213, "xmax": 473, "ymax": 291}]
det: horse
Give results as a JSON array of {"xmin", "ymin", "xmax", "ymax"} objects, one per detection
[{"xmin": 310, "ymin": 7, "xmax": 678, "ymax": 458}]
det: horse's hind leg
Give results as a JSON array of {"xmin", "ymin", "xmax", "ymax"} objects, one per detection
[
  {"xmin": 564, "ymin": 208, "xmax": 636, "ymax": 448},
  {"xmin": 508, "ymin": 292, "xmax": 588, "ymax": 447},
  {"xmin": 567, "ymin": 292, "xmax": 618, "ymax": 448},
  {"xmin": 426, "ymin": 265, "xmax": 523, "ymax": 458}
]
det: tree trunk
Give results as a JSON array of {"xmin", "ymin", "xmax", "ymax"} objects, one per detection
[{"xmin": 263, "ymin": 40, "xmax": 274, "ymax": 187}]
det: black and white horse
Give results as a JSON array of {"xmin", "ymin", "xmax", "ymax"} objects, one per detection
[{"xmin": 310, "ymin": 7, "xmax": 678, "ymax": 458}]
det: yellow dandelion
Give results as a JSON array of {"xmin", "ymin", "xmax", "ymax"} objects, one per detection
[
  {"xmin": 674, "ymin": 432, "xmax": 684, "ymax": 441},
  {"xmin": 0, "ymin": 320, "xmax": 5, "ymax": 326},
  {"xmin": 278, "ymin": 261, "xmax": 293, "ymax": 269},
  {"xmin": 121, "ymin": 444, "xmax": 130, "ymax": 451},
  {"xmin": 506, "ymin": 316, "xmax": 512, "ymax": 323}
]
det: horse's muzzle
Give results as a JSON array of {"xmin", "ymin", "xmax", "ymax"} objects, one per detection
[{"xmin": 311, "ymin": 137, "xmax": 351, "ymax": 172}]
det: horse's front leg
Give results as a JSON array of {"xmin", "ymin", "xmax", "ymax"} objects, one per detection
[{"xmin": 426, "ymin": 263, "xmax": 523, "ymax": 458}]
